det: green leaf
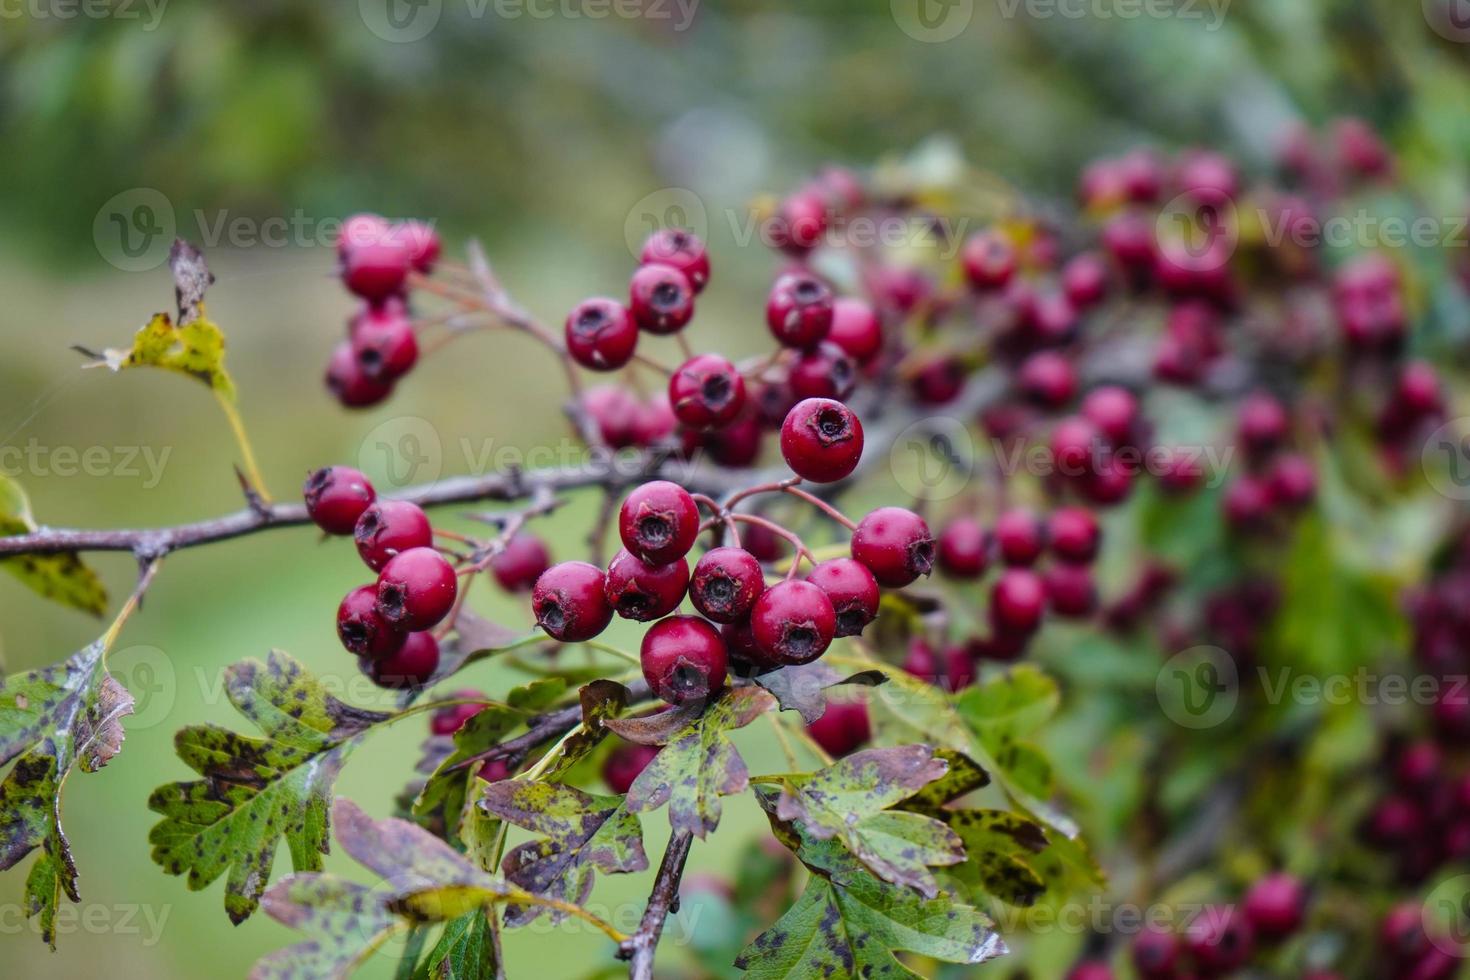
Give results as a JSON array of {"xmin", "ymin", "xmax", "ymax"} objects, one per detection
[
  {"xmin": 147, "ymin": 651, "xmax": 393, "ymax": 924},
  {"xmin": 251, "ymin": 874, "xmax": 397, "ymax": 980},
  {"xmin": 91, "ymin": 309, "xmax": 236, "ymax": 399},
  {"xmin": 605, "ymin": 685, "xmax": 774, "ymax": 839},
  {"xmin": 0, "ymin": 637, "xmax": 132, "ymax": 947},
  {"xmin": 0, "ymin": 475, "xmax": 107, "ymax": 616},
  {"xmin": 954, "ymin": 665, "xmax": 1059, "ymax": 747},
  {"xmin": 480, "ymin": 780, "xmax": 646, "ymax": 926},
  {"xmin": 415, "ymin": 910, "xmax": 498, "ymax": 980}
]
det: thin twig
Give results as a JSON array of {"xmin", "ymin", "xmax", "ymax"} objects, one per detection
[{"xmin": 619, "ymin": 828, "xmax": 695, "ymax": 979}]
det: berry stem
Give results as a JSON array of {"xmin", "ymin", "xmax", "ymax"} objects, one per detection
[
  {"xmin": 780, "ymin": 484, "xmax": 858, "ymax": 530},
  {"xmin": 729, "ymin": 513, "xmax": 815, "ymax": 572}
]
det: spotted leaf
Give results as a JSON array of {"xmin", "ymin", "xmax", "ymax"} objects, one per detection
[{"xmin": 0, "ymin": 475, "xmax": 106, "ymax": 616}]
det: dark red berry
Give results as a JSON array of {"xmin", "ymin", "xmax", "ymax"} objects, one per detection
[
  {"xmin": 342, "ymin": 237, "xmax": 412, "ymax": 301},
  {"xmin": 565, "ymin": 298, "xmax": 638, "ymax": 371},
  {"xmin": 806, "ymin": 558, "xmax": 880, "ymax": 637},
  {"xmin": 766, "ymin": 273, "xmax": 834, "ymax": 349},
  {"xmin": 1132, "ymin": 925, "xmax": 1180, "ymax": 979},
  {"xmin": 1223, "ymin": 475, "xmax": 1272, "ymax": 529},
  {"xmin": 629, "ymin": 263, "xmax": 695, "ymax": 335},
  {"xmin": 994, "ymin": 509, "xmax": 1045, "ymax": 566},
  {"xmin": 630, "ymin": 394, "xmax": 677, "ymax": 447},
  {"xmin": 961, "ymin": 230, "xmax": 1017, "ymax": 290},
  {"xmin": 533, "ymin": 561, "xmax": 614, "ymax": 642},
  {"xmin": 1081, "ymin": 386, "xmax": 1139, "ymax": 446},
  {"xmin": 337, "ymin": 584, "xmax": 407, "ymax": 660},
  {"xmin": 604, "ymin": 549, "xmax": 690, "ymax": 622},
  {"xmin": 1048, "ymin": 507, "xmax": 1100, "ymax": 563},
  {"xmin": 1049, "ymin": 416, "xmax": 1104, "ymax": 478},
  {"xmin": 1267, "ymin": 452, "xmax": 1316, "ymax": 509},
  {"xmin": 351, "ymin": 304, "xmax": 419, "ymax": 382},
  {"xmin": 619, "ymin": 481, "xmax": 700, "ymax": 565},
  {"xmin": 376, "ymin": 547, "xmax": 458, "ymax": 631},
  {"xmin": 304, "ymin": 466, "xmax": 376, "ymax": 535},
  {"xmin": 751, "ymin": 580, "xmax": 837, "ymax": 665},
  {"xmin": 937, "ymin": 517, "xmax": 989, "ymax": 579},
  {"xmin": 338, "ymin": 213, "xmax": 389, "ymax": 256},
  {"xmin": 1019, "ymin": 351, "xmax": 1077, "ymax": 407},
  {"xmin": 1061, "ymin": 252, "xmax": 1108, "ymax": 308},
  {"xmin": 851, "ymin": 507, "xmax": 935, "ymax": 588},
  {"xmin": 690, "ymin": 547, "xmax": 765, "ymax": 624},
  {"xmin": 909, "ymin": 357, "xmax": 965, "ymax": 405},
  {"xmin": 640, "ymin": 229, "xmax": 709, "ymax": 292},
  {"xmin": 1243, "ymin": 872, "xmax": 1306, "ymax": 940},
  {"xmin": 780, "ymin": 398, "xmax": 864, "ymax": 483},
  {"xmin": 945, "ymin": 644, "xmax": 977, "ymax": 691},
  {"xmin": 902, "ymin": 638, "xmax": 940, "ymax": 682},
  {"xmin": 430, "ymin": 690, "xmax": 485, "ymax": 736},
  {"xmin": 582, "ymin": 385, "xmax": 640, "ymax": 448},
  {"xmin": 1396, "ymin": 740, "xmax": 1442, "ymax": 790},
  {"xmin": 668, "ymin": 354, "xmax": 747, "ymax": 429},
  {"xmin": 354, "ymin": 500, "xmax": 433, "ymax": 572},
  {"xmin": 806, "ymin": 698, "xmax": 870, "ymax": 757},
  {"xmin": 1065, "ymin": 961, "xmax": 1113, "ymax": 980},
  {"xmin": 788, "ymin": 342, "xmax": 857, "ymax": 401},
  {"xmin": 827, "ymin": 298, "xmax": 883, "ymax": 364},
  {"xmin": 990, "ymin": 568, "xmax": 1046, "ymax": 633},
  {"xmin": 720, "ymin": 618, "xmax": 767, "ymax": 667},
  {"xmin": 397, "ymin": 220, "xmax": 440, "ymax": 273},
  {"xmin": 769, "ymin": 190, "xmax": 829, "ymax": 252},
  {"xmin": 603, "ymin": 741, "xmax": 660, "ymax": 794},
  {"xmin": 1184, "ymin": 904, "xmax": 1254, "ymax": 975},
  {"xmin": 1238, "ymin": 392, "xmax": 1289, "ymax": 458},
  {"xmin": 641, "ymin": 616, "xmax": 728, "ymax": 705},
  {"xmin": 1044, "ymin": 563, "xmax": 1097, "ymax": 618},
  {"xmin": 362, "ymin": 630, "xmax": 440, "ymax": 689},
  {"xmin": 489, "ymin": 533, "xmax": 551, "ymax": 592},
  {"xmin": 326, "ymin": 340, "xmax": 394, "ymax": 408}
]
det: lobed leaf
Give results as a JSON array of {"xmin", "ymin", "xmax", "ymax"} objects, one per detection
[{"xmin": 755, "ymin": 661, "xmax": 888, "ymax": 724}]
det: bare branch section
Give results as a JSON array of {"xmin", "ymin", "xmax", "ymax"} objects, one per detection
[{"xmin": 619, "ymin": 828, "xmax": 695, "ymax": 980}]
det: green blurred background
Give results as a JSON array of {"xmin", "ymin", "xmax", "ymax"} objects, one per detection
[{"xmin": 1, "ymin": 1, "xmax": 1468, "ymax": 975}]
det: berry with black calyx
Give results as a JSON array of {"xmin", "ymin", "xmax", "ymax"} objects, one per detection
[
  {"xmin": 363, "ymin": 631, "xmax": 440, "ymax": 690},
  {"xmin": 851, "ymin": 507, "xmax": 935, "ymax": 588},
  {"xmin": 326, "ymin": 340, "xmax": 394, "ymax": 408},
  {"xmin": 641, "ymin": 616, "xmax": 728, "ymax": 705},
  {"xmin": 990, "ymin": 568, "xmax": 1046, "ymax": 633},
  {"xmin": 533, "ymin": 561, "xmax": 614, "ymax": 642},
  {"xmin": 751, "ymin": 580, "xmax": 837, "ymax": 665},
  {"xmin": 489, "ymin": 533, "xmax": 551, "ymax": 593},
  {"xmin": 1048, "ymin": 506, "xmax": 1100, "ymax": 563},
  {"xmin": 337, "ymin": 585, "xmax": 406, "ymax": 660},
  {"xmin": 629, "ymin": 263, "xmax": 695, "ymax": 335},
  {"xmin": 602, "ymin": 741, "xmax": 660, "ymax": 794},
  {"xmin": 640, "ymin": 229, "xmax": 709, "ymax": 292},
  {"xmin": 806, "ymin": 557, "xmax": 880, "ymax": 637},
  {"xmin": 766, "ymin": 272, "xmax": 834, "ymax": 349},
  {"xmin": 995, "ymin": 508, "xmax": 1045, "ymax": 566},
  {"xmin": 788, "ymin": 342, "xmax": 857, "ymax": 401},
  {"xmin": 668, "ymin": 353, "xmax": 747, "ymax": 428},
  {"xmin": 350, "ymin": 304, "xmax": 418, "ymax": 382},
  {"xmin": 619, "ymin": 480, "xmax": 701, "ymax": 565},
  {"xmin": 806, "ymin": 698, "xmax": 871, "ymax": 758},
  {"xmin": 604, "ymin": 548, "xmax": 690, "ymax": 622},
  {"xmin": 304, "ymin": 466, "xmax": 376, "ymax": 535},
  {"xmin": 689, "ymin": 547, "xmax": 765, "ymax": 624},
  {"xmin": 780, "ymin": 398, "xmax": 864, "ymax": 483},
  {"xmin": 565, "ymin": 298, "xmax": 638, "ymax": 371},
  {"xmin": 1131, "ymin": 925, "xmax": 1180, "ymax": 979},
  {"xmin": 1183, "ymin": 904, "xmax": 1254, "ymax": 975},
  {"xmin": 354, "ymin": 499, "xmax": 433, "ymax": 572},
  {"xmin": 376, "ymin": 547, "xmax": 458, "ymax": 631},
  {"xmin": 827, "ymin": 297, "xmax": 883, "ymax": 364}
]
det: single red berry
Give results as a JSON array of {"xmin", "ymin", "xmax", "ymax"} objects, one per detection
[
  {"xmin": 1243, "ymin": 872, "xmax": 1306, "ymax": 940},
  {"xmin": 533, "ymin": 561, "xmax": 614, "ymax": 642},
  {"xmin": 604, "ymin": 549, "xmax": 690, "ymax": 622},
  {"xmin": 752, "ymin": 379, "xmax": 800, "ymax": 429},
  {"xmin": 430, "ymin": 690, "xmax": 486, "ymax": 736},
  {"xmin": 740, "ymin": 521, "xmax": 785, "ymax": 564},
  {"xmin": 338, "ymin": 213, "xmax": 389, "ymax": 256},
  {"xmin": 1396, "ymin": 740, "xmax": 1442, "ymax": 790},
  {"xmin": 991, "ymin": 568, "xmax": 1046, "ymax": 633},
  {"xmin": 720, "ymin": 618, "xmax": 767, "ymax": 667},
  {"xmin": 937, "ymin": 517, "xmax": 989, "ymax": 579},
  {"xmin": 1223, "ymin": 475, "xmax": 1272, "ymax": 530},
  {"xmin": 342, "ymin": 237, "xmax": 412, "ymax": 301},
  {"xmin": 619, "ymin": 481, "xmax": 701, "ymax": 565},
  {"xmin": 326, "ymin": 341, "xmax": 393, "ymax": 408},
  {"xmin": 1131, "ymin": 925, "xmax": 1180, "ymax": 979},
  {"xmin": 867, "ymin": 263, "xmax": 933, "ymax": 316},
  {"xmin": 303, "ymin": 466, "xmax": 376, "ymax": 536},
  {"xmin": 995, "ymin": 509, "xmax": 1045, "ymax": 566},
  {"xmin": 1176, "ymin": 149, "xmax": 1240, "ymax": 201},
  {"xmin": 1238, "ymin": 392, "xmax": 1289, "ymax": 458},
  {"xmin": 788, "ymin": 342, "xmax": 857, "ymax": 401},
  {"xmin": 1049, "ymin": 416, "xmax": 1105, "ymax": 478},
  {"xmin": 1102, "ymin": 210, "xmax": 1156, "ymax": 273},
  {"xmin": 1267, "ymin": 452, "xmax": 1316, "ymax": 509},
  {"xmin": 629, "ymin": 263, "xmax": 695, "ymax": 335},
  {"xmin": 1396, "ymin": 361, "xmax": 1444, "ymax": 417},
  {"xmin": 630, "ymin": 394, "xmax": 677, "ymax": 447},
  {"xmin": 488, "ymin": 533, "xmax": 551, "ymax": 593},
  {"xmin": 766, "ymin": 272, "xmax": 834, "ymax": 349},
  {"xmin": 690, "ymin": 547, "xmax": 765, "ymax": 624},
  {"xmin": 1048, "ymin": 507, "xmax": 1100, "ymax": 563},
  {"xmin": 641, "ymin": 616, "xmax": 728, "ymax": 705},
  {"xmin": 827, "ymin": 297, "xmax": 883, "ymax": 364},
  {"xmin": 1081, "ymin": 455, "xmax": 1135, "ymax": 506},
  {"xmin": 806, "ymin": 558, "xmax": 880, "ymax": 637},
  {"xmin": 1044, "ymin": 563, "xmax": 1097, "ymax": 618},
  {"xmin": 362, "ymin": 630, "xmax": 440, "ymax": 689},
  {"xmin": 769, "ymin": 190, "xmax": 829, "ymax": 252},
  {"xmin": 1118, "ymin": 148, "xmax": 1164, "ymax": 202},
  {"xmin": 780, "ymin": 398, "xmax": 864, "ymax": 483},
  {"xmin": 602, "ymin": 741, "xmax": 660, "ymax": 794},
  {"xmin": 945, "ymin": 643, "xmax": 977, "ymax": 691},
  {"xmin": 351, "ymin": 305, "xmax": 419, "ymax": 382},
  {"xmin": 806, "ymin": 698, "xmax": 870, "ymax": 757},
  {"xmin": 582, "ymin": 385, "xmax": 640, "ymax": 448},
  {"xmin": 817, "ymin": 166, "xmax": 865, "ymax": 210},
  {"xmin": 902, "ymin": 638, "xmax": 940, "ymax": 683},
  {"xmin": 668, "ymin": 354, "xmax": 747, "ymax": 429},
  {"xmin": 1184, "ymin": 904, "xmax": 1254, "ymax": 975},
  {"xmin": 565, "ymin": 298, "xmax": 638, "ymax": 371},
  {"xmin": 1061, "ymin": 252, "xmax": 1109, "ymax": 309},
  {"xmin": 1019, "ymin": 351, "xmax": 1077, "ymax": 407},
  {"xmin": 1157, "ymin": 448, "xmax": 1205, "ymax": 493},
  {"xmin": 396, "ymin": 220, "xmax": 440, "ymax": 273},
  {"xmin": 682, "ymin": 414, "xmax": 764, "ymax": 468},
  {"xmin": 376, "ymin": 547, "xmax": 458, "ymax": 632},
  {"xmin": 1065, "ymin": 961, "xmax": 1113, "ymax": 980},
  {"xmin": 909, "ymin": 357, "xmax": 966, "ymax": 405},
  {"xmin": 354, "ymin": 500, "xmax": 433, "ymax": 572},
  {"xmin": 751, "ymin": 580, "xmax": 837, "ymax": 665},
  {"xmin": 640, "ymin": 229, "xmax": 709, "ymax": 292},
  {"xmin": 337, "ymin": 584, "xmax": 407, "ymax": 660},
  {"xmin": 851, "ymin": 507, "xmax": 935, "ymax": 588},
  {"xmin": 1081, "ymin": 386, "xmax": 1139, "ymax": 446},
  {"xmin": 961, "ymin": 231, "xmax": 1017, "ymax": 290}
]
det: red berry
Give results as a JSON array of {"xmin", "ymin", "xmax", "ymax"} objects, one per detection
[
  {"xmin": 909, "ymin": 357, "xmax": 966, "ymax": 405},
  {"xmin": 937, "ymin": 517, "xmax": 989, "ymax": 579},
  {"xmin": 337, "ymin": 584, "xmax": 407, "ymax": 660},
  {"xmin": 990, "ymin": 568, "xmax": 1046, "ymax": 633},
  {"xmin": 788, "ymin": 342, "xmax": 857, "ymax": 401},
  {"xmin": 1019, "ymin": 351, "xmax": 1077, "ymax": 407},
  {"xmin": 1223, "ymin": 475, "xmax": 1272, "ymax": 530},
  {"xmin": 945, "ymin": 644, "xmax": 977, "ymax": 691},
  {"xmin": 581, "ymin": 385, "xmax": 640, "ymax": 448},
  {"xmin": 303, "ymin": 466, "xmax": 376, "ymax": 536},
  {"xmin": 690, "ymin": 547, "xmax": 765, "ymax": 624},
  {"xmin": 961, "ymin": 230, "xmax": 1017, "ymax": 290},
  {"xmin": 363, "ymin": 631, "xmax": 440, "ymax": 689},
  {"xmin": 640, "ymin": 229, "xmax": 709, "ymax": 292},
  {"xmin": 1267, "ymin": 452, "xmax": 1316, "ymax": 509},
  {"xmin": 641, "ymin": 616, "xmax": 728, "ymax": 705},
  {"xmin": 851, "ymin": 507, "xmax": 935, "ymax": 588},
  {"xmin": 806, "ymin": 558, "xmax": 880, "ymax": 637},
  {"xmin": 631, "ymin": 394, "xmax": 677, "ymax": 447},
  {"xmin": 780, "ymin": 398, "xmax": 864, "ymax": 483},
  {"xmin": 603, "ymin": 741, "xmax": 660, "ymax": 794},
  {"xmin": 1184, "ymin": 904, "xmax": 1253, "ymax": 975},
  {"xmin": 1044, "ymin": 563, "xmax": 1097, "ymax": 618},
  {"xmin": 806, "ymin": 698, "xmax": 871, "ymax": 757},
  {"xmin": 619, "ymin": 481, "xmax": 701, "ymax": 565},
  {"xmin": 1176, "ymin": 149, "xmax": 1240, "ymax": 201},
  {"xmin": 533, "ymin": 561, "xmax": 614, "ymax": 642},
  {"xmin": 1396, "ymin": 361, "xmax": 1444, "ymax": 416},
  {"xmin": 354, "ymin": 500, "xmax": 433, "ymax": 572},
  {"xmin": 1238, "ymin": 392, "xmax": 1289, "ymax": 458},
  {"xmin": 766, "ymin": 272, "xmax": 834, "ymax": 349},
  {"xmin": 994, "ymin": 509, "xmax": 1045, "ymax": 566},
  {"xmin": 1065, "ymin": 962, "xmax": 1113, "ymax": 980},
  {"xmin": 1102, "ymin": 210, "xmax": 1156, "ymax": 272},
  {"xmin": 683, "ymin": 414, "xmax": 764, "ymax": 468},
  {"xmin": 1062, "ymin": 252, "xmax": 1109, "ymax": 309},
  {"xmin": 376, "ymin": 547, "xmax": 458, "ymax": 631},
  {"xmin": 1396, "ymin": 740, "xmax": 1442, "ymax": 790},
  {"xmin": 901, "ymin": 639, "xmax": 940, "ymax": 683},
  {"xmin": 1081, "ymin": 386, "xmax": 1139, "ymax": 446},
  {"xmin": 351, "ymin": 305, "xmax": 419, "ymax": 382},
  {"xmin": 430, "ymin": 690, "xmax": 485, "ymax": 736},
  {"xmin": 342, "ymin": 237, "xmax": 412, "ymax": 301},
  {"xmin": 604, "ymin": 549, "xmax": 690, "ymax": 622},
  {"xmin": 827, "ymin": 297, "xmax": 883, "ymax": 364},
  {"xmin": 720, "ymin": 618, "xmax": 766, "ymax": 667},
  {"xmin": 1158, "ymin": 448, "xmax": 1205, "ymax": 493},
  {"xmin": 565, "ymin": 298, "xmax": 638, "ymax": 371},
  {"xmin": 769, "ymin": 190, "xmax": 829, "ymax": 252},
  {"xmin": 629, "ymin": 263, "xmax": 695, "ymax": 335},
  {"xmin": 1132, "ymin": 925, "xmax": 1180, "ymax": 979},
  {"xmin": 326, "ymin": 340, "xmax": 394, "ymax": 408},
  {"xmin": 488, "ymin": 533, "xmax": 551, "ymax": 593},
  {"xmin": 1243, "ymin": 872, "xmax": 1306, "ymax": 940},
  {"xmin": 397, "ymin": 220, "xmax": 440, "ymax": 273},
  {"xmin": 751, "ymin": 580, "xmax": 837, "ymax": 665},
  {"xmin": 668, "ymin": 354, "xmax": 747, "ymax": 429},
  {"xmin": 1049, "ymin": 416, "xmax": 1105, "ymax": 478},
  {"xmin": 1048, "ymin": 507, "xmax": 1100, "ymax": 563},
  {"xmin": 338, "ymin": 213, "xmax": 389, "ymax": 256}
]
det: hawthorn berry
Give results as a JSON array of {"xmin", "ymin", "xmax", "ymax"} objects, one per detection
[
  {"xmin": 351, "ymin": 305, "xmax": 418, "ymax": 382},
  {"xmin": 1049, "ymin": 416, "xmax": 1104, "ymax": 478},
  {"xmin": 909, "ymin": 357, "xmax": 966, "ymax": 406},
  {"xmin": 1044, "ymin": 563, "xmax": 1097, "ymax": 618},
  {"xmin": 342, "ymin": 236, "xmax": 412, "ymax": 301},
  {"xmin": 602, "ymin": 741, "xmax": 660, "ymax": 795},
  {"xmin": 901, "ymin": 638, "xmax": 939, "ymax": 682},
  {"xmin": 337, "ymin": 213, "xmax": 389, "ymax": 256},
  {"xmin": 780, "ymin": 398, "xmax": 864, "ymax": 483},
  {"xmin": 1183, "ymin": 904, "xmax": 1254, "ymax": 975},
  {"xmin": 619, "ymin": 481, "xmax": 700, "ymax": 565},
  {"xmin": 668, "ymin": 354, "xmax": 747, "ymax": 429},
  {"xmin": 769, "ymin": 190, "xmax": 829, "ymax": 252},
  {"xmin": 640, "ymin": 616, "xmax": 728, "ymax": 705},
  {"xmin": 990, "ymin": 568, "xmax": 1046, "ymax": 633},
  {"xmin": 936, "ymin": 517, "xmax": 989, "ymax": 579},
  {"xmin": 354, "ymin": 500, "xmax": 433, "ymax": 572},
  {"xmin": 1048, "ymin": 506, "xmax": 1100, "ymax": 563},
  {"xmin": 994, "ymin": 509, "xmax": 1045, "ymax": 566},
  {"xmin": 533, "ymin": 561, "xmax": 614, "ymax": 642},
  {"xmin": 1238, "ymin": 392, "xmax": 1289, "ymax": 458},
  {"xmin": 961, "ymin": 230, "xmax": 1017, "ymax": 290},
  {"xmin": 376, "ymin": 547, "xmax": 458, "ymax": 631},
  {"xmin": 565, "ymin": 298, "xmax": 638, "ymax": 371},
  {"xmin": 430, "ymin": 690, "xmax": 486, "ymax": 736},
  {"xmin": 1019, "ymin": 351, "xmax": 1077, "ymax": 407},
  {"xmin": 362, "ymin": 630, "xmax": 439, "ymax": 689},
  {"xmin": 303, "ymin": 466, "xmax": 376, "ymax": 535},
  {"xmin": 766, "ymin": 272, "xmax": 834, "ymax": 349},
  {"xmin": 629, "ymin": 263, "xmax": 695, "ymax": 335},
  {"xmin": 337, "ymin": 585, "xmax": 406, "ymax": 660},
  {"xmin": 1061, "ymin": 252, "xmax": 1108, "ymax": 309},
  {"xmin": 1064, "ymin": 962, "xmax": 1113, "ymax": 980},
  {"xmin": 788, "ymin": 342, "xmax": 857, "ymax": 402},
  {"xmin": 751, "ymin": 580, "xmax": 837, "ymax": 665},
  {"xmin": 630, "ymin": 393, "xmax": 677, "ymax": 447},
  {"xmin": 640, "ymin": 229, "xmax": 709, "ymax": 293},
  {"xmin": 1157, "ymin": 448, "xmax": 1205, "ymax": 493},
  {"xmin": 827, "ymin": 297, "xmax": 883, "ymax": 364},
  {"xmin": 945, "ymin": 644, "xmax": 977, "ymax": 691},
  {"xmin": 851, "ymin": 507, "xmax": 935, "ymax": 588},
  {"xmin": 326, "ymin": 341, "xmax": 394, "ymax": 408},
  {"xmin": 1131, "ymin": 925, "xmax": 1180, "ymax": 979},
  {"xmin": 806, "ymin": 698, "xmax": 871, "ymax": 758},
  {"xmin": 397, "ymin": 220, "xmax": 441, "ymax": 273},
  {"xmin": 581, "ymin": 385, "xmax": 640, "ymax": 448},
  {"xmin": 689, "ymin": 547, "xmax": 765, "ymax": 624},
  {"xmin": 1223, "ymin": 475, "xmax": 1272, "ymax": 529},
  {"xmin": 1243, "ymin": 872, "xmax": 1306, "ymax": 940},
  {"xmin": 720, "ymin": 618, "xmax": 766, "ymax": 668},
  {"xmin": 683, "ymin": 414, "xmax": 763, "ymax": 468},
  {"xmin": 806, "ymin": 558, "xmax": 880, "ymax": 637},
  {"xmin": 604, "ymin": 549, "xmax": 690, "ymax": 622},
  {"xmin": 1268, "ymin": 452, "xmax": 1317, "ymax": 508},
  {"xmin": 1080, "ymin": 385, "xmax": 1139, "ymax": 446},
  {"xmin": 488, "ymin": 533, "xmax": 551, "ymax": 592}
]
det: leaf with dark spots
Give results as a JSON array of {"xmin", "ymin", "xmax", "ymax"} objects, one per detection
[
  {"xmin": 941, "ymin": 810, "xmax": 1049, "ymax": 907},
  {"xmin": 896, "ymin": 749, "xmax": 990, "ymax": 811},
  {"xmin": 954, "ymin": 665, "xmax": 1059, "ymax": 747},
  {"xmin": 479, "ymin": 781, "xmax": 645, "ymax": 926},
  {"xmin": 603, "ymin": 699, "xmax": 702, "ymax": 746},
  {"xmin": 0, "ymin": 475, "xmax": 106, "ymax": 617},
  {"xmin": 755, "ymin": 662, "xmax": 888, "ymax": 724},
  {"xmin": 148, "ymin": 651, "xmax": 395, "ymax": 925},
  {"xmin": 539, "ymin": 680, "xmax": 631, "ymax": 780}
]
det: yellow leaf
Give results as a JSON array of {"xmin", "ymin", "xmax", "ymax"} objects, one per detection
[{"xmin": 97, "ymin": 309, "xmax": 236, "ymax": 401}]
